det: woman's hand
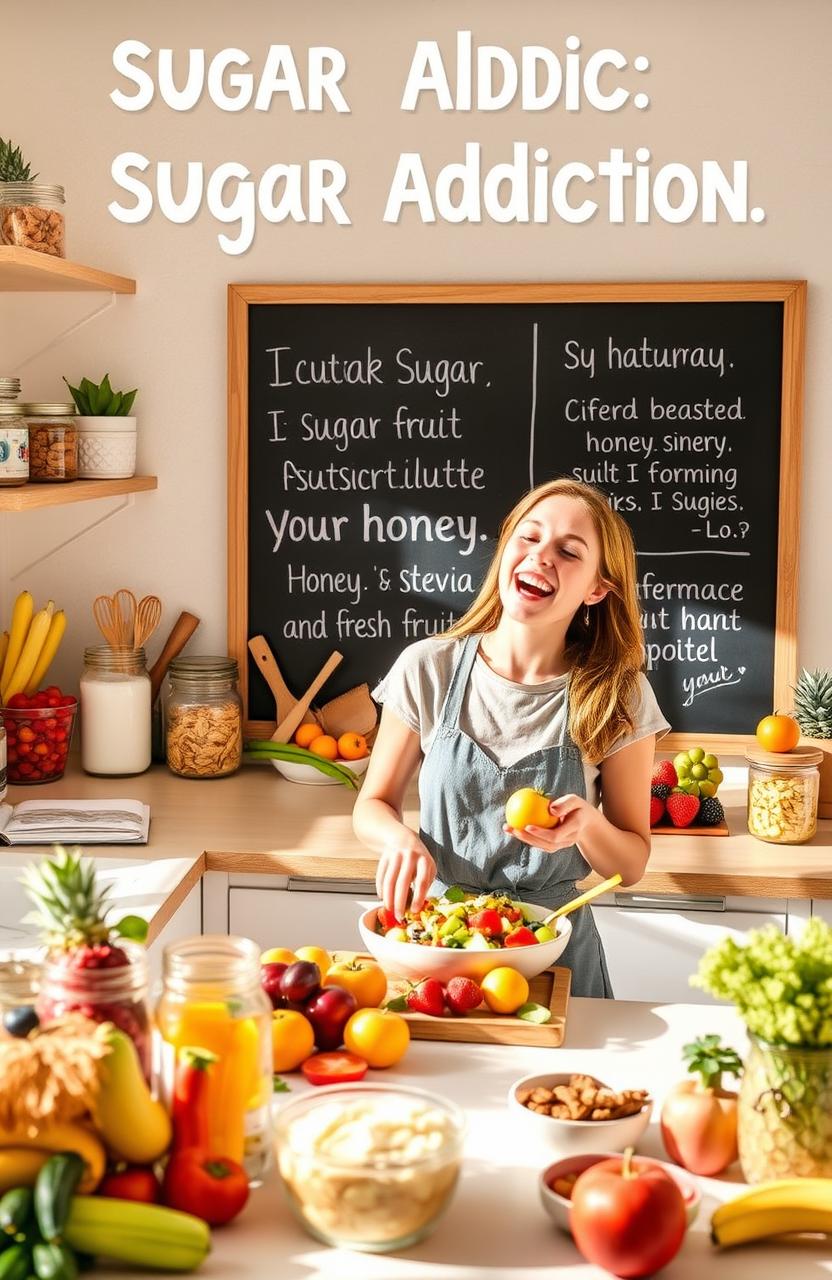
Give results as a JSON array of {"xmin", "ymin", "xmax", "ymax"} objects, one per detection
[
  {"xmin": 376, "ymin": 833, "xmax": 437, "ymax": 920},
  {"xmin": 503, "ymin": 793, "xmax": 601, "ymax": 852}
]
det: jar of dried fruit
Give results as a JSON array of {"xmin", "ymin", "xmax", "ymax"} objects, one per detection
[
  {"xmin": 0, "ymin": 183, "xmax": 65, "ymax": 257},
  {"xmin": 165, "ymin": 656, "xmax": 243, "ymax": 779},
  {"xmin": 21, "ymin": 403, "xmax": 78, "ymax": 483},
  {"xmin": 745, "ymin": 746, "xmax": 822, "ymax": 844},
  {"xmin": 0, "ymin": 402, "xmax": 29, "ymax": 486}
]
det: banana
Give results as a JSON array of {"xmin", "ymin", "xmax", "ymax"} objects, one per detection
[
  {"xmin": 0, "ymin": 632, "xmax": 8, "ymax": 677},
  {"xmin": 0, "ymin": 1124, "xmax": 104, "ymax": 1195},
  {"xmin": 2, "ymin": 602, "xmax": 54, "ymax": 704},
  {"xmin": 24, "ymin": 610, "xmax": 66, "ymax": 695},
  {"xmin": 64, "ymin": 1198, "xmax": 210, "ymax": 1272},
  {"xmin": 0, "ymin": 592, "xmax": 33, "ymax": 698},
  {"xmin": 711, "ymin": 1178, "xmax": 832, "ymax": 1247}
]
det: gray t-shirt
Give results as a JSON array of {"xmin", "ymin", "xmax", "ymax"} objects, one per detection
[{"xmin": 373, "ymin": 635, "xmax": 671, "ymax": 807}]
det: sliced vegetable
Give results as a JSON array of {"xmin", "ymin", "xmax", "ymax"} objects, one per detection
[{"xmin": 301, "ymin": 1052, "xmax": 369, "ymax": 1086}]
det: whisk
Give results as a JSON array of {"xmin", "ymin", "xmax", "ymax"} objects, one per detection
[
  {"xmin": 92, "ymin": 594, "xmax": 125, "ymax": 648},
  {"xmin": 134, "ymin": 595, "xmax": 162, "ymax": 650}
]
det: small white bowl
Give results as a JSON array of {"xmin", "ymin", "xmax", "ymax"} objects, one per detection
[
  {"xmin": 508, "ymin": 1073, "xmax": 653, "ymax": 1156},
  {"xmin": 359, "ymin": 902, "xmax": 571, "ymax": 982},
  {"xmin": 539, "ymin": 1153, "xmax": 700, "ymax": 1234},
  {"xmin": 271, "ymin": 754, "xmax": 371, "ymax": 786}
]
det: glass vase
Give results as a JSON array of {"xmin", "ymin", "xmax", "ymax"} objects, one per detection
[{"xmin": 738, "ymin": 1034, "xmax": 832, "ymax": 1182}]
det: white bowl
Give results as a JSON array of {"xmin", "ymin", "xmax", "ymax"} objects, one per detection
[
  {"xmin": 271, "ymin": 754, "xmax": 371, "ymax": 786},
  {"xmin": 539, "ymin": 1153, "xmax": 700, "ymax": 1234},
  {"xmin": 508, "ymin": 1073, "xmax": 653, "ymax": 1156},
  {"xmin": 358, "ymin": 902, "xmax": 572, "ymax": 982}
]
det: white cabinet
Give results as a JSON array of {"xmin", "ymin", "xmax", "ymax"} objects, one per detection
[
  {"xmin": 146, "ymin": 884, "xmax": 202, "ymax": 986},
  {"xmin": 225, "ymin": 875, "xmax": 377, "ymax": 953},
  {"xmin": 593, "ymin": 892, "xmax": 788, "ymax": 1003}
]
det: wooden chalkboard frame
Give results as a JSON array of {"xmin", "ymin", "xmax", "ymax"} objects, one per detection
[{"xmin": 228, "ymin": 281, "xmax": 806, "ymax": 751}]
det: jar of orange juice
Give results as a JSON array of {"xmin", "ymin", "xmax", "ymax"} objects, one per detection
[{"xmin": 156, "ymin": 935, "xmax": 272, "ymax": 1180}]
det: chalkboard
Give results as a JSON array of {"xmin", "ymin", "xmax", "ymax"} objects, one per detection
[{"xmin": 228, "ymin": 283, "xmax": 805, "ymax": 749}]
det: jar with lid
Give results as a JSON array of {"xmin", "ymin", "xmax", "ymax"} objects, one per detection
[
  {"xmin": 0, "ymin": 952, "xmax": 40, "ymax": 1040},
  {"xmin": 745, "ymin": 745, "xmax": 823, "ymax": 844},
  {"xmin": 80, "ymin": 647, "xmax": 151, "ymax": 776},
  {"xmin": 165, "ymin": 656, "xmax": 243, "ymax": 779},
  {"xmin": 155, "ymin": 935, "xmax": 272, "ymax": 1179},
  {"xmin": 0, "ymin": 183, "xmax": 65, "ymax": 257},
  {"xmin": 21, "ymin": 403, "xmax": 78, "ymax": 482},
  {"xmin": 0, "ymin": 403, "xmax": 29, "ymax": 486}
]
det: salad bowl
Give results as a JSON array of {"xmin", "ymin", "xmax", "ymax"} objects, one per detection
[{"xmin": 359, "ymin": 898, "xmax": 572, "ymax": 982}]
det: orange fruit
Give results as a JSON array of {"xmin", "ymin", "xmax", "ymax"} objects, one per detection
[
  {"xmin": 309, "ymin": 734, "xmax": 338, "ymax": 760},
  {"xmin": 324, "ymin": 958, "xmax": 388, "ymax": 1008},
  {"xmin": 505, "ymin": 788, "xmax": 558, "ymax": 830},
  {"xmin": 343, "ymin": 1007, "xmax": 410, "ymax": 1068},
  {"xmin": 260, "ymin": 947, "xmax": 297, "ymax": 965},
  {"xmin": 295, "ymin": 945, "xmax": 332, "ymax": 976},
  {"xmin": 294, "ymin": 723, "xmax": 323, "ymax": 748},
  {"xmin": 271, "ymin": 1009, "xmax": 315, "ymax": 1072},
  {"xmin": 337, "ymin": 731, "xmax": 369, "ymax": 761},
  {"xmin": 480, "ymin": 967, "xmax": 529, "ymax": 1014},
  {"xmin": 756, "ymin": 713, "xmax": 801, "ymax": 753}
]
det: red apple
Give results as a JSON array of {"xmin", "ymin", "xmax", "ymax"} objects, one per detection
[
  {"xmin": 260, "ymin": 962, "xmax": 289, "ymax": 1009},
  {"xmin": 570, "ymin": 1150, "xmax": 687, "ymax": 1278},
  {"xmin": 305, "ymin": 986, "xmax": 357, "ymax": 1051},
  {"xmin": 280, "ymin": 960, "xmax": 321, "ymax": 1004}
]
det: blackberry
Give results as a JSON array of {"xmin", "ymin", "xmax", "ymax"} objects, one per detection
[
  {"xmin": 699, "ymin": 796, "xmax": 725, "ymax": 826},
  {"xmin": 651, "ymin": 783, "xmax": 672, "ymax": 800}
]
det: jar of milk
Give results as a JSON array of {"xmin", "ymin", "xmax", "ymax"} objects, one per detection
[{"xmin": 80, "ymin": 646, "xmax": 151, "ymax": 775}]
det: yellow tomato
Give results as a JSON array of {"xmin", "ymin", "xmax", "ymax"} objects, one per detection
[
  {"xmin": 323, "ymin": 958, "xmax": 388, "ymax": 1009},
  {"xmin": 755, "ymin": 713, "xmax": 801, "ymax": 753},
  {"xmin": 260, "ymin": 947, "xmax": 297, "ymax": 966},
  {"xmin": 295, "ymin": 945, "xmax": 332, "ymax": 976},
  {"xmin": 343, "ymin": 1008, "xmax": 410, "ymax": 1068},
  {"xmin": 271, "ymin": 1009, "xmax": 315, "ymax": 1072},
  {"xmin": 505, "ymin": 788, "xmax": 558, "ymax": 830},
  {"xmin": 480, "ymin": 967, "xmax": 529, "ymax": 1014}
]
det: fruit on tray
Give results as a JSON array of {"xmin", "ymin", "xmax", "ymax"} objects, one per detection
[
  {"xmin": 294, "ymin": 945, "xmax": 331, "ymax": 975},
  {"xmin": 755, "ymin": 712, "xmax": 801, "ymax": 753},
  {"xmin": 665, "ymin": 791, "xmax": 700, "ymax": 828},
  {"xmin": 260, "ymin": 947, "xmax": 297, "ymax": 966},
  {"xmin": 343, "ymin": 1007, "xmax": 410, "ymax": 1068},
  {"xmin": 323, "ymin": 957, "xmax": 387, "ymax": 1009},
  {"xmin": 260, "ymin": 962, "xmax": 291, "ymax": 1008},
  {"xmin": 710, "ymin": 1178, "xmax": 832, "ymax": 1248},
  {"xmin": 660, "ymin": 1035, "xmax": 741, "ymax": 1176},
  {"xmin": 698, "ymin": 796, "xmax": 725, "ymax": 827},
  {"xmin": 3, "ymin": 686, "xmax": 77, "ymax": 784},
  {"xmin": 162, "ymin": 1150, "xmax": 249, "ymax": 1226},
  {"xmin": 649, "ymin": 795, "xmax": 666, "ymax": 826},
  {"xmin": 373, "ymin": 889, "xmax": 557, "ymax": 949},
  {"xmin": 443, "ymin": 976, "xmax": 483, "ymax": 1015},
  {"xmin": 1, "ymin": 591, "xmax": 67, "ymax": 704},
  {"xmin": 272, "ymin": 1009, "xmax": 315, "ymax": 1072},
  {"xmin": 280, "ymin": 961, "xmax": 322, "ymax": 1005},
  {"xmin": 505, "ymin": 787, "xmax": 559, "ymax": 830},
  {"xmin": 480, "ymin": 967, "xmax": 529, "ymax": 1015},
  {"xmin": 305, "ymin": 986, "xmax": 358, "ymax": 1052},
  {"xmin": 672, "ymin": 748, "xmax": 724, "ymax": 798},
  {"xmin": 405, "ymin": 977, "xmax": 447, "ymax": 1018}
]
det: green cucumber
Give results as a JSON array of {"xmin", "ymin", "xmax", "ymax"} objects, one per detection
[
  {"xmin": 34, "ymin": 1155, "xmax": 84, "ymax": 1245},
  {"xmin": 0, "ymin": 1190, "xmax": 32, "ymax": 1239},
  {"xmin": 32, "ymin": 1243, "xmax": 78, "ymax": 1280},
  {"xmin": 0, "ymin": 1244, "xmax": 32, "ymax": 1280}
]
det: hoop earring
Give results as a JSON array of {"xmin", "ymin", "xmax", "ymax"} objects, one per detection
[{"xmin": 584, "ymin": 605, "xmax": 591, "ymax": 627}]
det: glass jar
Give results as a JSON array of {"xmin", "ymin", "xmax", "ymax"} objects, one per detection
[
  {"xmin": 0, "ymin": 952, "xmax": 41, "ymax": 1039},
  {"xmin": 165, "ymin": 656, "xmax": 243, "ymax": 779},
  {"xmin": 36, "ymin": 940, "xmax": 151, "ymax": 1077},
  {"xmin": 738, "ymin": 1035, "xmax": 832, "ymax": 1182},
  {"xmin": 0, "ymin": 403, "xmax": 29, "ymax": 486},
  {"xmin": 80, "ymin": 646, "xmax": 151, "ymax": 776},
  {"xmin": 21, "ymin": 403, "xmax": 78, "ymax": 482},
  {"xmin": 156, "ymin": 935, "xmax": 272, "ymax": 1180},
  {"xmin": 0, "ymin": 183, "xmax": 65, "ymax": 257},
  {"xmin": 746, "ymin": 746, "xmax": 822, "ymax": 844}
]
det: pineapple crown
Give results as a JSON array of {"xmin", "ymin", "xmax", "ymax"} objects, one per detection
[
  {"xmin": 0, "ymin": 138, "xmax": 38, "ymax": 184},
  {"xmin": 792, "ymin": 667, "xmax": 832, "ymax": 741},
  {"xmin": 21, "ymin": 847, "xmax": 147, "ymax": 951}
]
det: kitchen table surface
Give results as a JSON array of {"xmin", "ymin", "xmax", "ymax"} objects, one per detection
[{"xmin": 94, "ymin": 997, "xmax": 831, "ymax": 1279}]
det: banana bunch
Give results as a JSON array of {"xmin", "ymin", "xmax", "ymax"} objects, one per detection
[
  {"xmin": 711, "ymin": 1178, "xmax": 832, "ymax": 1247},
  {"xmin": 0, "ymin": 591, "xmax": 66, "ymax": 704}
]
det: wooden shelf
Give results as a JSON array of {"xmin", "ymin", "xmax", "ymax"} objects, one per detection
[
  {"xmin": 0, "ymin": 475, "xmax": 157, "ymax": 510},
  {"xmin": 0, "ymin": 247, "xmax": 136, "ymax": 293}
]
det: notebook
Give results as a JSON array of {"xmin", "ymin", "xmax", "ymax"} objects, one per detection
[{"xmin": 0, "ymin": 799, "xmax": 150, "ymax": 846}]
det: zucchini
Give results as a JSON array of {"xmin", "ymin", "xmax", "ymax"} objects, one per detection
[
  {"xmin": 0, "ymin": 1244, "xmax": 32, "ymax": 1280},
  {"xmin": 0, "ymin": 1190, "xmax": 33, "ymax": 1239},
  {"xmin": 32, "ymin": 1243, "xmax": 79, "ymax": 1280},
  {"xmin": 34, "ymin": 1156, "xmax": 84, "ymax": 1245}
]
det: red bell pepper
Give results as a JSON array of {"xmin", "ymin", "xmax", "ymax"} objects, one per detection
[
  {"xmin": 172, "ymin": 1046, "xmax": 219, "ymax": 1153},
  {"xmin": 162, "ymin": 1150, "xmax": 249, "ymax": 1226}
]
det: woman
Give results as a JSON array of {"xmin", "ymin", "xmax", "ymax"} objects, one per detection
[{"xmin": 352, "ymin": 477, "xmax": 670, "ymax": 997}]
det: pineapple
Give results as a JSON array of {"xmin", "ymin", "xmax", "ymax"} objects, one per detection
[
  {"xmin": 792, "ymin": 668, "xmax": 832, "ymax": 740},
  {"xmin": 0, "ymin": 138, "xmax": 38, "ymax": 184},
  {"xmin": 22, "ymin": 846, "xmax": 143, "ymax": 970}
]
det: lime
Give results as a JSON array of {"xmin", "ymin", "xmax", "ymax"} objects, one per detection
[{"xmin": 688, "ymin": 747, "xmax": 706, "ymax": 764}]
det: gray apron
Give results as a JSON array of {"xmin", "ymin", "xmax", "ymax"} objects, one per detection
[{"xmin": 418, "ymin": 634, "xmax": 613, "ymax": 998}]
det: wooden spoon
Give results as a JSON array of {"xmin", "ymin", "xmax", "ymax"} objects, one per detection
[
  {"xmin": 542, "ymin": 874, "xmax": 623, "ymax": 927},
  {"xmin": 149, "ymin": 611, "xmax": 200, "ymax": 704},
  {"xmin": 248, "ymin": 635, "xmax": 318, "ymax": 728},
  {"xmin": 271, "ymin": 651, "xmax": 343, "ymax": 743},
  {"xmin": 134, "ymin": 595, "xmax": 162, "ymax": 650}
]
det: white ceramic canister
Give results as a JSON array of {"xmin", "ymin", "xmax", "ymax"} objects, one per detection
[
  {"xmin": 80, "ymin": 646, "xmax": 151, "ymax": 775},
  {"xmin": 77, "ymin": 416, "xmax": 137, "ymax": 479}
]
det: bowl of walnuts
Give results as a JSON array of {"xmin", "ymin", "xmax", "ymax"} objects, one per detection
[{"xmin": 507, "ymin": 1072, "xmax": 652, "ymax": 1155}]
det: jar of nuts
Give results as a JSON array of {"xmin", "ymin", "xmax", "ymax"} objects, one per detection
[
  {"xmin": 165, "ymin": 656, "xmax": 243, "ymax": 779},
  {"xmin": 21, "ymin": 403, "xmax": 78, "ymax": 482},
  {"xmin": 745, "ymin": 746, "xmax": 823, "ymax": 844},
  {"xmin": 0, "ymin": 183, "xmax": 65, "ymax": 257}
]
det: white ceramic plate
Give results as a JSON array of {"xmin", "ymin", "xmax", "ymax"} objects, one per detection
[{"xmin": 271, "ymin": 754, "xmax": 371, "ymax": 786}]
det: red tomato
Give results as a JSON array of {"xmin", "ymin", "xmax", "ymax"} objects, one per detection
[
  {"xmin": 162, "ymin": 1151, "xmax": 249, "ymax": 1226},
  {"xmin": 469, "ymin": 908, "xmax": 504, "ymax": 937},
  {"xmin": 570, "ymin": 1151, "xmax": 687, "ymax": 1278},
  {"xmin": 504, "ymin": 926, "xmax": 538, "ymax": 947},
  {"xmin": 98, "ymin": 1166, "xmax": 159, "ymax": 1203},
  {"xmin": 301, "ymin": 1051, "xmax": 368, "ymax": 1086}
]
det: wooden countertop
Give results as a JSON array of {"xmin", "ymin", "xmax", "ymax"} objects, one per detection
[{"xmin": 4, "ymin": 758, "xmax": 831, "ymax": 901}]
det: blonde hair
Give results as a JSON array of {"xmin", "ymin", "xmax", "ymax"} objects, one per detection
[{"xmin": 445, "ymin": 477, "xmax": 645, "ymax": 763}]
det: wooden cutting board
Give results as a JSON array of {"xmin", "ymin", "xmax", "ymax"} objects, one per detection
[{"xmin": 651, "ymin": 817, "xmax": 730, "ymax": 837}]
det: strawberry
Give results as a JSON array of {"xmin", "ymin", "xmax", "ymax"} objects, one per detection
[
  {"xmin": 406, "ymin": 978, "xmax": 446, "ymax": 1017},
  {"xmin": 649, "ymin": 795, "xmax": 666, "ymax": 826},
  {"xmin": 444, "ymin": 976, "xmax": 483, "ymax": 1015},
  {"xmin": 666, "ymin": 791, "xmax": 700, "ymax": 828},
  {"xmin": 651, "ymin": 760, "xmax": 678, "ymax": 790}
]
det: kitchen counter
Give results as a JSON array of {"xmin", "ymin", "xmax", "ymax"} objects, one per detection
[
  {"xmin": 95, "ymin": 997, "xmax": 828, "ymax": 1280},
  {"xmin": 5, "ymin": 757, "xmax": 831, "ymax": 903}
]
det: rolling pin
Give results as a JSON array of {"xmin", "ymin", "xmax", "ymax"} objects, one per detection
[{"xmin": 149, "ymin": 611, "xmax": 200, "ymax": 703}]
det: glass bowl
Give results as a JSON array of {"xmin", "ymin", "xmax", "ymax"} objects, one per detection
[
  {"xmin": 2, "ymin": 698, "xmax": 77, "ymax": 784},
  {"xmin": 274, "ymin": 1082, "xmax": 465, "ymax": 1251}
]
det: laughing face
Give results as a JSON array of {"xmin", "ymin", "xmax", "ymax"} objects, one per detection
[{"xmin": 498, "ymin": 494, "xmax": 609, "ymax": 628}]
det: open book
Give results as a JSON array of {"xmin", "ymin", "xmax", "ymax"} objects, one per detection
[{"xmin": 0, "ymin": 799, "xmax": 150, "ymax": 846}]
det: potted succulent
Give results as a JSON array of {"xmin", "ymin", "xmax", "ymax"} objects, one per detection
[
  {"xmin": 792, "ymin": 667, "xmax": 832, "ymax": 818},
  {"xmin": 63, "ymin": 374, "xmax": 138, "ymax": 479},
  {"xmin": 0, "ymin": 137, "xmax": 65, "ymax": 257}
]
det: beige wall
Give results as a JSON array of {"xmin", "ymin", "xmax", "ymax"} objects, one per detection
[{"xmin": 2, "ymin": 0, "xmax": 830, "ymax": 696}]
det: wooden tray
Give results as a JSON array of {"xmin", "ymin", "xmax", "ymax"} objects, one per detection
[{"xmin": 651, "ymin": 817, "xmax": 729, "ymax": 837}]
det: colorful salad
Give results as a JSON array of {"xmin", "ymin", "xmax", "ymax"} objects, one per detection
[{"xmin": 374, "ymin": 889, "xmax": 559, "ymax": 950}]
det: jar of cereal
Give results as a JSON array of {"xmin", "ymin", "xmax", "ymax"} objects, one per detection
[
  {"xmin": 165, "ymin": 656, "xmax": 243, "ymax": 779},
  {"xmin": 21, "ymin": 403, "xmax": 78, "ymax": 482},
  {"xmin": 745, "ymin": 746, "xmax": 823, "ymax": 844}
]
